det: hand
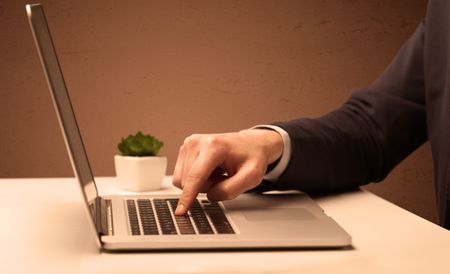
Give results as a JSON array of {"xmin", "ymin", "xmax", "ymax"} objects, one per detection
[{"xmin": 173, "ymin": 129, "xmax": 283, "ymax": 215}]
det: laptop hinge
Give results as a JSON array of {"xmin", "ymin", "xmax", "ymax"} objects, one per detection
[{"xmin": 95, "ymin": 197, "xmax": 114, "ymax": 236}]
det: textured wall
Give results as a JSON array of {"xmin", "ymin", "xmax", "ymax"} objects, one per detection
[{"xmin": 1, "ymin": 1, "xmax": 435, "ymax": 222}]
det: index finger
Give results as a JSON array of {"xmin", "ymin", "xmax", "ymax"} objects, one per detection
[{"xmin": 175, "ymin": 149, "xmax": 224, "ymax": 215}]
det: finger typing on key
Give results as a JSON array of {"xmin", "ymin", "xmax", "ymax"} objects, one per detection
[{"xmin": 173, "ymin": 129, "xmax": 283, "ymax": 215}]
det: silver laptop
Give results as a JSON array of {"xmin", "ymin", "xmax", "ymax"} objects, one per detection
[{"xmin": 26, "ymin": 3, "xmax": 351, "ymax": 250}]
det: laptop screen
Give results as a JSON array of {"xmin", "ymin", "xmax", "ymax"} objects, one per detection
[{"xmin": 26, "ymin": 4, "xmax": 99, "ymax": 230}]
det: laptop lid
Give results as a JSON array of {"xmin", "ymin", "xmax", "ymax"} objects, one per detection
[{"xmin": 26, "ymin": 3, "xmax": 101, "ymax": 246}]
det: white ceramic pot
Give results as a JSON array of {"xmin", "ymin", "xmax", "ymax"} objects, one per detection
[{"xmin": 114, "ymin": 155, "xmax": 167, "ymax": 191}]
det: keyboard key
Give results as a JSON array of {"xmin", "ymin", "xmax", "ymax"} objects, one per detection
[
  {"xmin": 204, "ymin": 203, "xmax": 235, "ymax": 234},
  {"xmin": 126, "ymin": 200, "xmax": 141, "ymax": 235},
  {"xmin": 127, "ymin": 198, "xmax": 235, "ymax": 236},
  {"xmin": 137, "ymin": 199, "xmax": 159, "ymax": 235},
  {"xmin": 190, "ymin": 200, "xmax": 214, "ymax": 234},
  {"xmin": 168, "ymin": 199, "xmax": 196, "ymax": 235},
  {"xmin": 153, "ymin": 199, "xmax": 177, "ymax": 235}
]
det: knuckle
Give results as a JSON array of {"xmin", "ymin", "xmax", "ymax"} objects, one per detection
[
  {"xmin": 186, "ymin": 167, "xmax": 202, "ymax": 182},
  {"xmin": 207, "ymin": 135, "xmax": 221, "ymax": 146},
  {"xmin": 218, "ymin": 185, "xmax": 238, "ymax": 200},
  {"xmin": 172, "ymin": 171, "xmax": 182, "ymax": 188},
  {"xmin": 178, "ymin": 145, "xmax": 185, "ymax": 153},
  {"xmin": 204, "ymin": 135, "xmax": 226, "ymax": 153},
  {"xmin": 184, "ymin": 134, "xmax": 201, "ymax": 145},
  {"xmin": 172, "ymin": 178, "xmax": 182, "ymax": 189}
]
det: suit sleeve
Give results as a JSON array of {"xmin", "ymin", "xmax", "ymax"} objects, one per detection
[{"xmin": 254, "ymin": 21, "xmax": 427, "ymax": 194}]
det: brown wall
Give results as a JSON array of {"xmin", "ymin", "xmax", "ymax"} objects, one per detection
[{"xmin": 1, "ymin": 1, "xmax": 436, "ymax": 223}]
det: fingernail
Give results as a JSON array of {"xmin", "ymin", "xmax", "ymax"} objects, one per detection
[{"xmin": 175, "ymin": 204, "xmax": 185, "ymax": 215}]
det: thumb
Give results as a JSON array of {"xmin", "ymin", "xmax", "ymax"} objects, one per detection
[{"xmin": 207, "ymin": 162, "xmax": 265, "ymax": 202}]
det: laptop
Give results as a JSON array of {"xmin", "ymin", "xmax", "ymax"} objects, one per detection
[{"xmin": 26, "ymin": 3, "xmax": 351, "ymax": 250}]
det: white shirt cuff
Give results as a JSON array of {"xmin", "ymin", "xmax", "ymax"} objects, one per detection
[{"xmin": 251, "ymin": 125, "xmax": 291, "ymax": 182}]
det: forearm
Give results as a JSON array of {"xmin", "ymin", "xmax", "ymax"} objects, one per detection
[
  {"xmin": 271, "ymin": 98, "xmax": 387, "ymax": 193},
  {"xmin": 254, "ymin": 87, "xmax": 427, "ymax": 194},
  {"xmin": 254, "ymin": 21, "xmax": 428, "ymax": 194}
]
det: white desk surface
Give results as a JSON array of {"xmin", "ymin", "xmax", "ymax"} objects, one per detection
[{"xmin": 1, "ymin": 176, "xmax": 449, "ymax": 274}]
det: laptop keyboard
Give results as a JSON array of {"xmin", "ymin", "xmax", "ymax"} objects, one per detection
[{"xmin": 126, "ymin": 199, "xmax": 235, "ymax": 236}]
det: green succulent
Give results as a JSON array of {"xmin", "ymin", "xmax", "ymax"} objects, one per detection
[{"xmin": 118, "ymin": 131, "xmax": 163, "ymax": 157}]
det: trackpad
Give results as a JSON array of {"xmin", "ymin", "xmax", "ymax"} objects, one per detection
[{"xmin": 242, "ymin": 208, "xmax": 316, "ymax": 222}]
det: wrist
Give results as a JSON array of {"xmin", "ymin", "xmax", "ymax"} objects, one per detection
[{"xmin": 239, "ymin": 129, "xmax": 283, "ymax": 164}]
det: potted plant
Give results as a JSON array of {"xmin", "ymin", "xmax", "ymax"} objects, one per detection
[{"xmin": 114, "ymin": 131, "xmax": 166, "ymax": 191}]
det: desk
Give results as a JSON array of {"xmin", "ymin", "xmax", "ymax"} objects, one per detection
[{"xmin": 1, "ymin": 177, "xmax": 449, "ymax": 274}]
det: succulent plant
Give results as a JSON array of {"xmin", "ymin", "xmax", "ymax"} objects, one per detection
[{"xmin": 118, "ymin": 131, "xmax": 163, "ymax": 157}]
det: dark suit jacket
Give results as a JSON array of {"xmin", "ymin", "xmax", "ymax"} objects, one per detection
[{"xmin": 258, "ymin": 0, "xmax": 450, "ymax": 228}]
